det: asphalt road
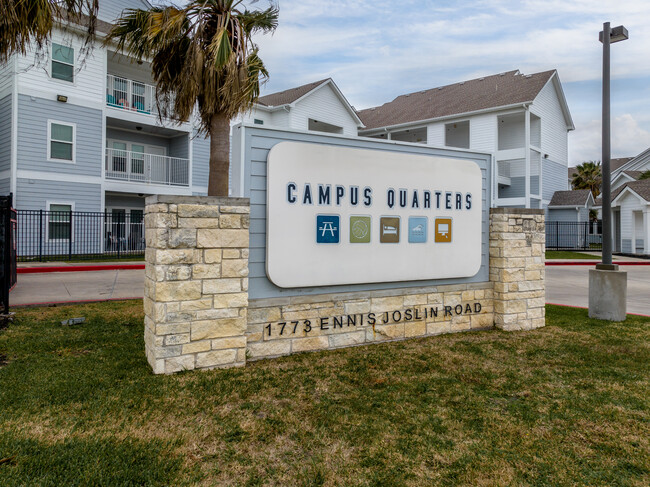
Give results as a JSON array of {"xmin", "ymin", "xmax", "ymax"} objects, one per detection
[
  {"xmin": 545, "ymin": 265, "xmax": 650, "ymax": 316},
  {"xmin": 10, "ymin": 266, "xmax": 650, "ymax": 316}
]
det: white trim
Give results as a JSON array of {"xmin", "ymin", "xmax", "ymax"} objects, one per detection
[
  {"xmin": 47, "ymin": 120, "xmax": 76, "ymax": 163},
  {"xmin": 187, "ymin": 132, "xmax": 194, "ymax": 193},
  {"xmin": 45, "ymin": 200, "xmax": 75, "ymax": 242},
  {"xmin": 102, "ymin": 179, "xmax": 193, "ymax": 195},
  {"xmin": 10, "ymin": 55, "xmax": 18, "ymax": 197},
  {"xmin": 611, "ymin": 148, "xmax": 650, "ymax": 179},
  {"xmin": 524, "ymin": 107, "xmax": 531, "ymax": 208},
  {"xmin": 17, "ymin": 170, "xmax": 101, "ymax": 185},
  {"xmin": 612, "ymin": 186, "xmax": 650, "ymax": 207}
]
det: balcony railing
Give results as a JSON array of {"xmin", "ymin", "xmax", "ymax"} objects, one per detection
[
  {"xmin": 105, "ymin": 148, "xmax": 189, "ymax": 187},
  {"xmin": 106, "ymin": 74, "xmax": 156, "ymax": 115}
]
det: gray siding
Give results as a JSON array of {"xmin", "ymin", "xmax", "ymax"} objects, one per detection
[
  {"xmin": 547, "ymin": 208, "xmax": 579, "ymax": 222},
  {"xmin": 17, "ymin": 95, "xmax": 102, "ymax": 177},
  {"xmin": 241, "ymin": 126, "xmax": 491, "ymax": 300},
  {"xmin": 106, "ymin": 128, "xmax": 171, "ymax": 152},
  {"xmin": 543, "ymin": 159, "xmax": 568, "ymax": 201},
  {"xmin": 16, "ymin": 178, "xmax": 101, "ymax": 211},
  {"xmin": 498, "ymin": 176, "xmax": 525, "ymax": 198},
  {"xmin": 622, "ymin": 239, "xmax": 632, "ymax": 253},
  {"xmin": 192, "ymin": 133, "xmax": 210, "ymax": 187},
  {"xmin": 98, "ymin": 0, "xmax": 150, "ymax": 23},
  {"xmin": 0, "ymin": 178, "xmax": 10, "ymax": 195},
  {"xmin": 169, "ymin": 134, "xmax": 189, "ymax": 160},
  {"xmin": 0, "ymin": 95, "xmax": 11, "ymax": 173}
]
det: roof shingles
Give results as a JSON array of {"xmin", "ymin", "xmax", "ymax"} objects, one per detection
[
  {"xmin": 257, "ymin": 79, "xmax": 330, "ymax": 107},
  {"xmin": 357, "ymin": 70, "xmax": 556, "ymax": 130},
  {"xmin": 549, "ymin": 189, "xmax": 592, "ymax": 207}
]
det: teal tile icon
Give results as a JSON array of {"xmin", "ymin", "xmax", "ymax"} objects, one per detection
[
  {"xmin": 350, "ymin": 216, "xmax": 371, "ymax": 243},
  {"xmin": 408, "ymin": 217, "xmax": 427, "ymax": 243}
]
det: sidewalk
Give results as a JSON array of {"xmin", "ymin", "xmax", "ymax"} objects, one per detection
[{"xmin": 11, "ymin": 268, "xmax": 145, "ymax": 306}]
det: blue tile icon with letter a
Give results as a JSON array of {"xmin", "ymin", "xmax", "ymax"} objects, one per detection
[{"xmin": 316, "ymin": 215, "xmax": 340, "ymax": 243}]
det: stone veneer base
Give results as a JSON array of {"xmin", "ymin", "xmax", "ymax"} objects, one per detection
[{"xmin": 144, "ymin": 197, "xmax": 545, "ymax": 374}]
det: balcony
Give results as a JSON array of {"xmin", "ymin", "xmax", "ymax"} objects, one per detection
[
  {"xmin": 105, "ymin": 148, "xmax": 189, "ymax": 187},
  {"xmin": 106, "ymin": 74, "xmax": 157, "ymax": 115}
]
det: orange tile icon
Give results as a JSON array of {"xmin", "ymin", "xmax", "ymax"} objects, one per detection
[{"xmin": 435, "ymin": 218, "xmax": 452, "ymax": 243}]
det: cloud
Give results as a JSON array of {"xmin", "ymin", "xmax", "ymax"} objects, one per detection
[
  {"xmin": 570, "ymin": 114, "xmax": 650, "ymax": 164},
  {"xmin": 256, "ymin": 0, "xmax": 650, "ymax": 104}
]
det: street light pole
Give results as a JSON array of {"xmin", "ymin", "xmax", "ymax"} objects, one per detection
[
  {"xmin": 589, "ymin": 22, "xmax": 628, "ymax": 321},
  {"xmin": 598, "ymin": 22, "xmax": 628, "ymax": 269},
  {"xmin": 600, "ymin": 21, "xmax": 612, "ymax": 266}
]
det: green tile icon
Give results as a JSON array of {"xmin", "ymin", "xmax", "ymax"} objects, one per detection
[{"xmin": 350, "ymin": 216, "xmax": 371, "ymax": 243}]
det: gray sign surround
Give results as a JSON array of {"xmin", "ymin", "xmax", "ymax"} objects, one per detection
[{"xmin": 233, "ymin": 125, "xmax": 492, "ymax": 300}]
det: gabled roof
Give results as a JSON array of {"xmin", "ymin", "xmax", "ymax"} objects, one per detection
[
  {"xmin": 612, "ymin": 157, "xmax": 635, "ymax": 171},
  {"xmin": 255, "ymin": 78, "xmax": 364, "ymax": 128},
  {"xmin": 549, "ymin": 189, "xmax": 593, "ymax": 208},
  {"xmin": 621, "ymin": 170, "xmax": 644, "ymax": 180},
  {"xmin": 611, "ymin": 148, "xmax": 650, "ymax": 179},
  {"xmin": 612, "ymin": 180, "xmax": 650, "ymax": 205},
  {"xmin": 357, "ymin": 69, "xmax": 572, "ymax": 131},
  {"xmin": 257, "ymin": 79, "xmax": 330, "ymax": 107},
  {"xmin": 594, "ymin": 185, "xmax": 625, "ymax": 207}
]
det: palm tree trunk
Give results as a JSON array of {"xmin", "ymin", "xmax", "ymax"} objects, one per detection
[{"xmin": 207, "ymin": 112, "xmax": 230, "ymax": 196}]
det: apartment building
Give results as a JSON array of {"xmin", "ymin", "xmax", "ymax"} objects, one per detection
[
  {"xmin": 244, "ymin": 70, "xmax": 575, "ymax": 210},
  {"xmin": 0, "ymin": 0, "xmax": 210, "ymax": 232}
]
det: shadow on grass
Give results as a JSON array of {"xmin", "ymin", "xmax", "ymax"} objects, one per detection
[{"xmin": 0, "ymin": 436, "xmax": 189, "ymax": 486}]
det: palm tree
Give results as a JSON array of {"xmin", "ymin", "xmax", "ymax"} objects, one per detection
[
  {"xmin": 107, "ymin": 1, "xmax": 278, "ymax": 196},
  {"xmin": 572, "ymin": 161, "xmax": 602, "ymax": 197},
  {"xmin": 0, "ymin": 0, "xmax": 98, "ymax": 63}
]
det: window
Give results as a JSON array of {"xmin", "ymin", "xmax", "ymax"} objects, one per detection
[
  {"xmin": 254, "ymin": 118, "xmax": 264, "ymax": 125},
  {"xmin": 52, "ymin": 43, "xmax": 74, "ymax": 82},
  {"xmin": 48, "ymin": 121, "xmax": 75, "ymax": 162},
  {"xmin": 48, "ymin": 204, "xmax": 72, "ymax": 240}
]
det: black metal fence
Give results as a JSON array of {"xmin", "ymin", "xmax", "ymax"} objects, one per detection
[
  {"xmin": 546, "ymin": 221, "xmax": 602, "ymax": 250},
  {"xmin": 17, "ymin": 210, "xmax": 145, "ymax": 262},
  {"xmin": 0, "ymin": 195, "xmax": 17, "ymax": 314}
]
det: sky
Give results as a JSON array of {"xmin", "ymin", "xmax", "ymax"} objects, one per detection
[{"xmin": 248, "ymin": 0, "xmax": 650, "ymax": 165}]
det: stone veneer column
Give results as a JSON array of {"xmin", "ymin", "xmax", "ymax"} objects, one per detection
[
  {"xmin": 143, "ymin": 195, "xmax": 250, "ymax": 374},
  {"xmin": 489, "ymin": 208, "xmax": 545, "ymax": 331}
]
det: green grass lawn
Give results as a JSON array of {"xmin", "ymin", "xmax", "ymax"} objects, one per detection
[
  {"xmin": 546, "ymin": 250, "xmax": 601, "ymax": 260},
  {"xmin": 1, "ymin": 302, "xmax": 648, "ymax": 486}
]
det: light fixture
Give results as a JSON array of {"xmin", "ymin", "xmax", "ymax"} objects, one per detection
[
  {"xmin": 56, "ymin": 94, "xmax": 68, "ymax": 103},
  {"xmin": 136, "ymin": 126, "xmax": 142, "ymax": 131},
  {"xmin": 599, "ymin": 25, "xmax": 628, "ymax": 43}
]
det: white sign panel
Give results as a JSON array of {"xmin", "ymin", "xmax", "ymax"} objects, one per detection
[{"xmin": 266, "ymin": 142, "xmax": 483, "ymax": 288}]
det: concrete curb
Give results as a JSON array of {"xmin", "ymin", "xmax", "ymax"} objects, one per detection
[
  {"xmin": 11, "ymin": 297, "xmax": 144, "ymax": 308},
  {"xmin": 545, "ymin": 261, "xmax": 650, "ymax": 266},
  {"xmin": 17, "ymin": 264, "xmax": 145, "ymax": 274},
  {"xmin": 546, "ymin": 302, "xmax": 650, "ymax": 318}
]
